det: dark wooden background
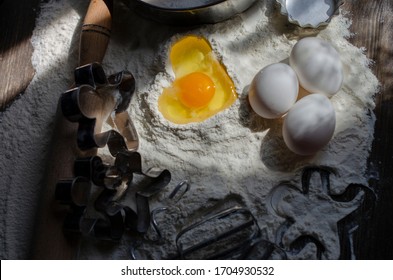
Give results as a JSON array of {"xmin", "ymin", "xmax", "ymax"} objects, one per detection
[{"xmin": 1, "ymin": 0, "xmax": 392, "ymax": 259}]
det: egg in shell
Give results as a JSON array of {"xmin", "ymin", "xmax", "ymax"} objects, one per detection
[
  {"xmin": 158, "ymin": 35, "xmax": 237, "ymax": 124},
  {"xmin": 248, "ymin": 63, "xmax": 299, "ymax": 119},
  {"xmin": 289, "ymin": 37, "xmax": 343, "ymax": 97},
  {"xmin": 283, "ymin": 93, "xmax": 336, "ymax": 155}
]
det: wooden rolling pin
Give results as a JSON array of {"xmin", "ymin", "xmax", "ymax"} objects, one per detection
[{"xmin": 32, "ymin": 0, "xmax": 113, "ymax": 259}]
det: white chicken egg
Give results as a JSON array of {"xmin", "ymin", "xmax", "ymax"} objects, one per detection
[
  {"xmin": 248, "ymin": 63, "xmax": 299, "ymax": 119},
  {"xmin": 289, "ymin": 37, "xmax": 343, "ymax": 97},
  {"xmin": 283, "ymin": 93, "xmax": 336, "ymax": 155}
]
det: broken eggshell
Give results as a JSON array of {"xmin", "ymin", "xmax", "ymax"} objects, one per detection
[{"xmin": 276, "ymin": 0, "xmax": 343, "ymax": 28}]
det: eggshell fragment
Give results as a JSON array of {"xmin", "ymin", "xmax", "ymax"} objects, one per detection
[
  {"xmin": 248, "ymin": 63, "xmax": 299, "ymax": 119},
  {"xmin": 283, "ymin": 93, "xmax": 336, "ymax": 155},
  {"xmin": 289, "ymin": 37, "xmax": 343, "ymax": 97}
]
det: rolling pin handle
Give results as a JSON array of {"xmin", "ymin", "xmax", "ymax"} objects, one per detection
[{"xmin": 79, "ymin": 0, "xmax": 113, "ymax": 66}]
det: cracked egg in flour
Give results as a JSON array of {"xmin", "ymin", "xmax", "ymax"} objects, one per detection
[{"xmin": 158, "ymin": 35, "xmax": 237, "ymax": 124}]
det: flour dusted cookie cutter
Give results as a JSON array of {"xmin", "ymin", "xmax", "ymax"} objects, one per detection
[
  {"xmin": 57, "ymin": 63, "xmax": 172, "ymax": 240},
  {"xmin": 276, "ymin": 0, "xmax": 343, "ymax": 28},
  {"xmin": 56, "ymin": 151, "xmax": 171, "ymax": 240},
  {"xmin": 60, "ymin": 63, "xmax": 139, "ymax": 154}
]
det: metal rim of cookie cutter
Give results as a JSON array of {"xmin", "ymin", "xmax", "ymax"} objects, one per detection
[
  {"xmin": 56, "ymin": 63, "xmax": 171, "ymax": 241},
  {"xmin": 60, "ymin": 62, "xmax": 139, "ymax": 153},
  {"xmin": 56, "ymin": 64, "xmax": 372, "ymax": 260},
  {"xmin": 56, "ymin": 64, "xmax": 283, "ymax": 259},
  {"xmin": 276, "ymin": 0, "xmax": 344, "ymax": 28}
]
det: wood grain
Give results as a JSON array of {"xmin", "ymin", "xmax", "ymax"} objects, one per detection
[
  {"xmin": 31, "ymin": 0, "xmax": 113, "ymax": 259},
  {"xmin": 0, "ymin": 0, "xmax": 39, "ymax": 110},
  {"xmin": 344, "ymin": 0, "xmax": 393, "ymax": 259},
  {"xmin": 0, "ymin": 0, "xmax": 392, "ymax": 259}
]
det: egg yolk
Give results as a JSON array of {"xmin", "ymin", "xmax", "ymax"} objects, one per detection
[
  {"xmin": 175, "ymin": 72, "xmax": 215, "ymax": 109},
  {"xmin": 158, "ymin": 35, "xmax": 237, "ymax": 124}
]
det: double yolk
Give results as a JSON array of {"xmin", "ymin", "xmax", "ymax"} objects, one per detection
[{"xmin": 158, "ymin": 35, "xmax": 237, "ymax": 124}]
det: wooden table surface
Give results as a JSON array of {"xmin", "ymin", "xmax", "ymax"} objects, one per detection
[{"xmin": 1, "ymin": 0, "xmax": 392, "ymax": 259}]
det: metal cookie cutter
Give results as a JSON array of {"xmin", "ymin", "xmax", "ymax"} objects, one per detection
[
  {"xmin": 56, "ymin": 152, "xmax": 171, "ymax": 240},
  {"xmin": 60, "ymin": 62, "xmax": 139, "ymax": 154},
  {"xmin": 56, "ymin": 63, "xmax": 172, "ymax": 241},
  {"xmin": 276, "ymin": 0, "xmax": 343, "ymax": 28}
]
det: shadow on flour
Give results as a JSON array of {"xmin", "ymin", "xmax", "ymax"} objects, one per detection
[
  {"xmin": 224, "ymin": 0, "xmax": 323, "ymax": 55},
  {"xmin": 238, "ymin": 85, "xmax": 312, "ymax": 173}
]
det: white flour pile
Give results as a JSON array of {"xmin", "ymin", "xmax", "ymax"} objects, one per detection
[{"xmin": 0, "ymin": 0, "xmax": 379, "ymax": 260}]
